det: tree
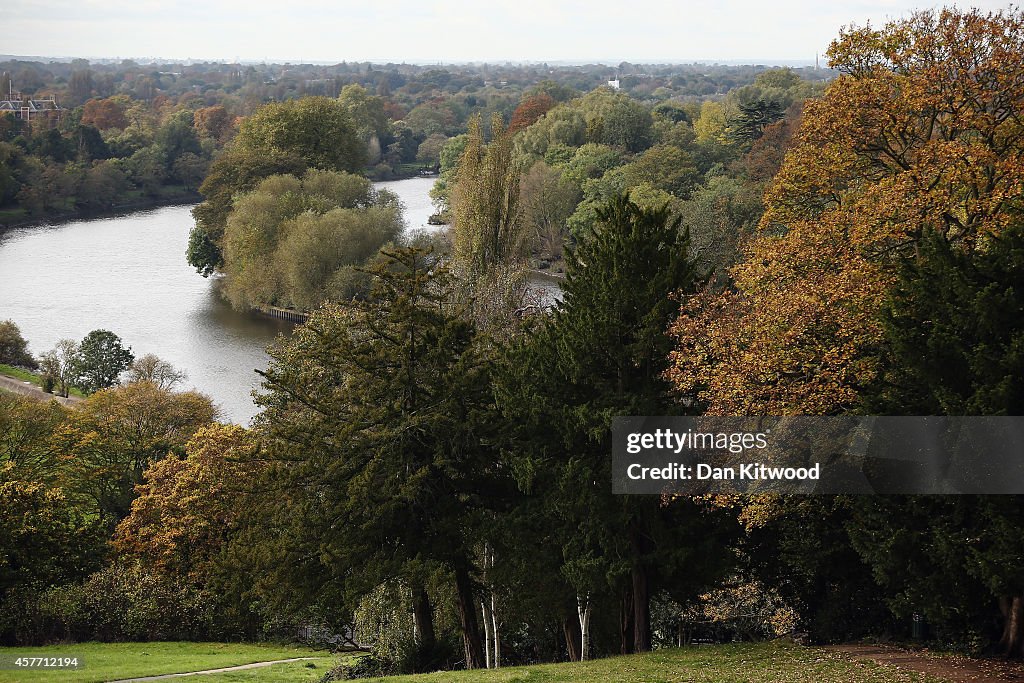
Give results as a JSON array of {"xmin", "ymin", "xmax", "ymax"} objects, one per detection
[
  {"xmin": 450, "ymin": 114, "xmax": 525, "ymax": 277},
  {"xmin": 81, "ymin": 97, "xmax": 129, "ymax": 131},
  {"xmin": 236, "ymin": 96, "xmax": 365, "ymax": 173},
  {"xmin": 56, "ymin": 382, "xmax": 218, "ymax": 523},
  {"xmin": 668, "ymin": 7, "xmax": 1024, "ymax": 415},
  {"xmin": 0, "ymin": 320, "xmax": 36, "ymax": 369},
  {"xmin": 220, "ymin": 170, "xmax": 402, "ymax": 311},
  {"xmin": 127, "ymin": 354, "xmax": 187, "ymax": 391},
  {"xmin": 256, "ymin": 247, "xmax": 498, "ymax": 669},
  {"xmin": 518, "ymin": 161, "xmax": 579, "ymax": 260},
  {"xmin": 415, "ymin": 133, "xmax": 448, "ymax": 169},
  {"xmin": 71, "ymin": 330, "xmax": 134, "ymax": 395},
  {"xmin": 193, "ymin": 105, "xmax": 233, "ymax": 142},
  {"xmin": 624, "ymin": 144, "xmax": 700, "ymax": 199},
  {"xmin": 509, "ymin": 93, "xmax": 556, "ymax": 134},
  {"xmin": 187, "ymin": 147, "xmax": 307, "ymax": 276},
  {"xmin": 187, "ymin": 96, "xmax": 366, "ymax": 276},
  {"xmin": 0, "ymin": 394, "xmax": 68, "ymax": 482},
  {"xmin": 0, "ymin": 467, "xmax": 104, "ymax": 644},
  {"xmin": 730, "ymin": 99, "xmax": 785, "ymax": 143},
  {"xmin": 113, "ymin": 424, "xmax": 258, "ymax": 580},
  {"xmin": 38, "ymin": 339, "xmax": 79, "ymax": 398},
  {"xmin": 498, "ymin": 193, "xmax": 730, "ymax": 655}
]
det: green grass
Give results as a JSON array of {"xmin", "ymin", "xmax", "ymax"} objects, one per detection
[
  {"xmin": 0, "ymin": 364, "xmax": 85, "ymax": 398},
  {"xmin": 350, "ymin": 642, "xmax": 941, "ymax": 683},
  {"xmin": 0, "ymin": 641, "xmax": 337, "ymax": 683}
]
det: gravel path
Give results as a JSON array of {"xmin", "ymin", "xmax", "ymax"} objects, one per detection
[
  {"xmin": 105, "ymin": 657, "xmax": 319, "ymax": 682},
  {"xmin": 0, "ymin": 373, "xmax": 80, "ymax": 405}
]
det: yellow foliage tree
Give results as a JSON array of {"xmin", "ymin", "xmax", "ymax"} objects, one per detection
[{"xmin": 668, "ymin": 8, "xmax": 1024, "ymax": 415}]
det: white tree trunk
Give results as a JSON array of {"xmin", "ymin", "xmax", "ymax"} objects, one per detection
[
  {"xmin": 481, "ymin": 599, "xmax": 493, "ymax": 668},
  {"xmin": 491, "ymin": 588, "xmax": 501, "ymax": 668},
  {"xmin": 577, "ymin": 594, "xmax": 592, "ymax": 661}
]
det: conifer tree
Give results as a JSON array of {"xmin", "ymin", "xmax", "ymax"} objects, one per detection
[
  {"xmin": 256, "ymin": 247, "xmax": 497, "ymax": 669},
  {"xmin": 498, "ymin": 193, "xmax": 734, "ymax": 654}
]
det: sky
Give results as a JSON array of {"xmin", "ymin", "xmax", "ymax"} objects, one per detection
[{"xmin": 4, "ymin": 0, "xmax": 1014, "ymax": 64}]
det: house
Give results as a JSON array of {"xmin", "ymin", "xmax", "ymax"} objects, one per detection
[{"xmin": 0, "ymin": 86, "xmax": 64, "ymax": 126}]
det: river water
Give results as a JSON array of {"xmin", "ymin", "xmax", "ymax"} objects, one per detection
[
  {"xmin": 0, "ymin": 177, "xmax": 442, "ymax": 424},
  {"xmin": 0, "ymin": 175, "xmax": 560, "ymax": 424}
]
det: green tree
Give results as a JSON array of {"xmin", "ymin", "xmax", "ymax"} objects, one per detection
[
  {"xmin": 730, "ymin": 99, "xmax": 785, "ymax": 143},
  {"xmin": 220, "ymin": 170, "xmax": 401, "ymax": 311},
  {"xmin": 71, "ymin": 329, "xmax": 135, "ymax": 394},
  {"xmin": 868, "ymin": 225, "xmax": 1024, "ymax": 415},
  {"xmin": 497, "ymin": 193, "xmax": 730, "ymax": 654},
  {"xmin": 38, "ymin": 339, "xmax": 79, "ymax": 398},
  {"xmin": 519, "ymin": 161, "xmax": 579, "ymax": 260},
  {"xmin": 187, "ymin": 96, "xmax": 366, "ymax": 276},
  {"xmin": 0, "ymin": 467, "xmax": 104, "ymax": 644},
  {"xmin": 187, "ymin": 148, "xmax": 307, "ymax": 276},
  {"xmin": 256, "ymin": 247, "xmax": 498, "ymax": 669},
  {"xmin": 0, "ymin": 320, "xmax": 36, "ymax": 369},
  {"xmin": 451, "ymin": 114, "xmax": 524, "ymax": 276},
  {"xmin": 237, "ymin": 96, "xmax": 366, "ymax": 172}
]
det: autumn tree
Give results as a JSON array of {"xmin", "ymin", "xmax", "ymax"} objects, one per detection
[
  {"xmin": 56, "ymin": 382, "xmax": 218, "ymax": 524},
  {"xmin": 114, "ymin": 424, "xmax": 259, "ymax": 580},
  {"xmin": 669, "ymin": 7, "xmax": 1024, "ymax": 415},
  {"xmin": 0, "ymin": 467, "xmax": 104, "ymax": 644},
  {"xmin": 193, "ymin": 105, "xmax": 233, "ymax": 142},
  {"xmin": 509, "ymin": 93, "xmax": 556, "ymax": 134},
  {"xmin": 80, "ymin": 97, "xmax": 129, "ymax": 131}
]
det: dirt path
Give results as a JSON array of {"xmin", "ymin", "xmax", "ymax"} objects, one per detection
[
  {"xmin": 0, "ymin": 373, "xmax": 80, "ymax": 405},
  {"xmin": 826, "ymin": 644, "xmax": 1024, "ymax": 682},
  {"xmin": 105, "ymin": 657, "xmax": 318, "ymax": 682}
]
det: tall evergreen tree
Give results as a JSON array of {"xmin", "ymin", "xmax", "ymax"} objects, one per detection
[
  {"xmin": 853, "ymin": 224, "xmax": 1024, "ymax": 655},
  {"xmin": 255, "ymin": 247, "xmax": 498, "ymax": 669},
  {"xmin": 498, "ymin": 193, "xmax": 735, "ymax": 655}
]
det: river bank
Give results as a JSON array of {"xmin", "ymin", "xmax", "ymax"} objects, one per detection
[{"xmin": 0, "ymin": 191, "xmax": 201, "ymax": 234}]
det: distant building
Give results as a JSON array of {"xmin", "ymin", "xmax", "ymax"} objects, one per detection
[
  {"xmin": 0, "ymin": 85, "xmax": 64, "ymax": 126},
  {"xmin": 607, "ymin": 78, "xmax": 621, "ymax": 90}
]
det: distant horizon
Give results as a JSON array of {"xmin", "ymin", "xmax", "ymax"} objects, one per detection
[
  {"xmin": 0, "ymin": 54, "xmax": 824, "ymax": 69},
  {"xmin": 6, "ymin": 0, "xmax": 1010, "ymax": 67}
]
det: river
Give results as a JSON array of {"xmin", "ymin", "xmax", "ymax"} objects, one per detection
[
  {"xmin": 0, "ymin": 177, "xmax": 445, "ymax": 424},
  {"xmin": 0, "ymin": 177, "xmax": 562, "ymax": 424}
]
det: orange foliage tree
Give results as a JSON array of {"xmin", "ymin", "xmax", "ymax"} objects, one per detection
[
  {"xmin": 113, "ymin": 423, "xmax": 260, "ymax": 579},
  {"xmin": 509, "ymin": 93, "xmax": 556, "ymax": 134},
  {"xmin": 80, "ymin": 97, "xmax": 129, "ymax": 131},
  {"xmin": 667, "ymin": 8, "xmax": 1024, "ymax": 415}
]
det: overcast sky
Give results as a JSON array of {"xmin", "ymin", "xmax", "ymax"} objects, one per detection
[{"xmin": 4, "ymin": 0, "xmax": 1013, "ymax": 64}]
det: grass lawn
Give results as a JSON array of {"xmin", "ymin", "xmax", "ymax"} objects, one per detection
[
  {"xmin": 349, "ymin": 642, "xmax": 942, "ymax": 683},
  {"xmin": 0, "ymin": 642, "xmax": 341, "ymax": 683},
  {"xmin": 0, "ymin": 363, "xmax": 85, "ymax": 398}
]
